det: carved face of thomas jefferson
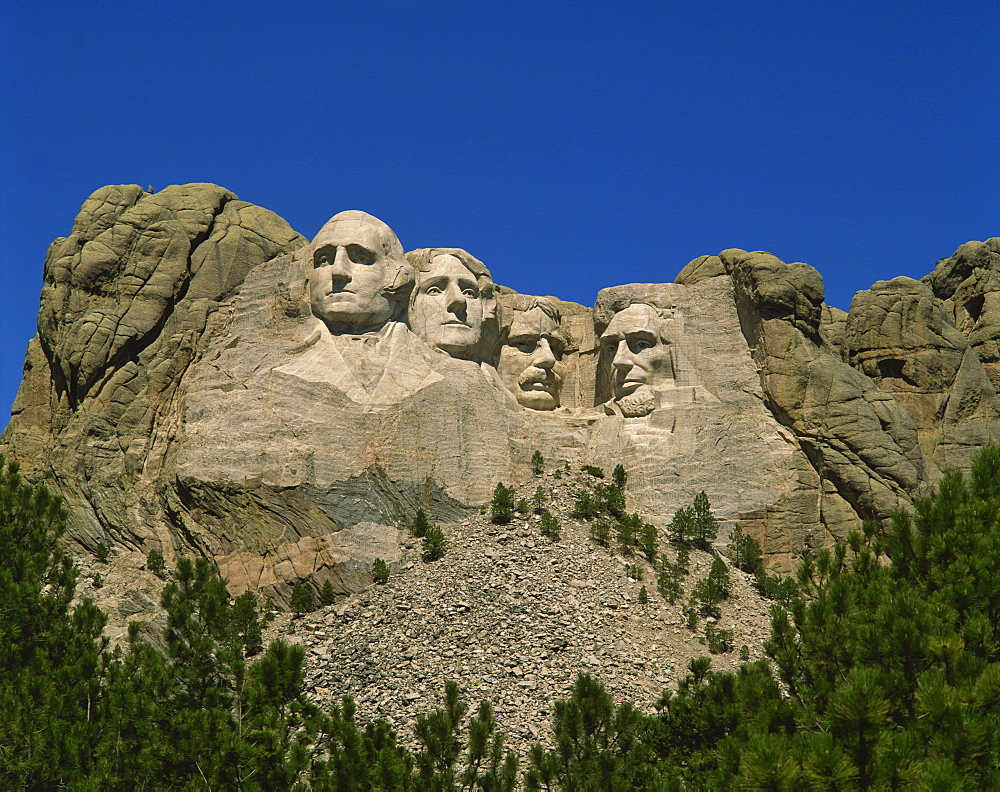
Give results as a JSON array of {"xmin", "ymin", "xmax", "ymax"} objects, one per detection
[
  {"xmin": 308, "ymin": 212, "xmax": 412, "ymax": 332},
  {"xmin": 498, "ymin": 303, "xmax": 566, "ymax": 410},
  {"xmin": 409, "ymin": 254, "xmax": 485, "ymax": 359}
]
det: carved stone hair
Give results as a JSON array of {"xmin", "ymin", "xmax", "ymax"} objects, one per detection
[
  {"xmin": 593, "ymin": 298, "xmax": 676, "ymax": 339},
  {"xmin": 497, "ymin": 294, "xmax": 562, "ymax": 339}
]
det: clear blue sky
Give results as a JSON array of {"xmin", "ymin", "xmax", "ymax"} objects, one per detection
[{"xmin": 2, "ymin": 1, "xmax": 997, "ymax": 425}]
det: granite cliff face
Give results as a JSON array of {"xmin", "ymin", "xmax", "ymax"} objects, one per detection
[{"xmin": 3, "ymin": 183, "xmax": 997, "ymax": 601}]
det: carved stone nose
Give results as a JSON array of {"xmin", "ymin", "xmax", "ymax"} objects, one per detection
[
  {"xmin": 534, "ymin": 339, "xmax": 556, "ymax": 368},
  {"xmin": 612, "ymin": 341, "xmax": 631, "ymax": 369},
  {"xmin": 446, "ymin": 285, "xmax": 467, "ymax": 313},
  {"xmin": 330, "ymin": 247, "xmax": 352, "ymax": 280}
]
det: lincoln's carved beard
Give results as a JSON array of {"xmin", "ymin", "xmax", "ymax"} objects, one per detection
[{"xmin": 616, "ymin": 386, "xmax": 655, "ymax": 417}]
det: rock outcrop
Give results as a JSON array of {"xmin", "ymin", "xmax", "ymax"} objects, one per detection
[
  {"xmin": 3, "ymin": 184, "xmax": 306, "ymax": 558},
  {"xmin": 3, "ymin": 183, "xmax": 996, "ymax": 599}
]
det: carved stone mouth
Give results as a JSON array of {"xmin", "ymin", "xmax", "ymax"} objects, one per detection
[{"xmin": 616, "ymin": 380, "xmax": 644, "ymax": 395}]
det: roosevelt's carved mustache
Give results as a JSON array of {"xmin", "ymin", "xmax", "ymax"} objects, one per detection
[{"xmin": 518, "ymin": 367, "xmax": 561, "ymax": 391}]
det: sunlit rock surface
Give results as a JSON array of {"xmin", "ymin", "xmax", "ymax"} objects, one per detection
[{"xmin": 3, "ymin": 183, "xmax": 996, "ymax": 599}]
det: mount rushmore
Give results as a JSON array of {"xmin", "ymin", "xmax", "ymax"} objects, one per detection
[{"xmin": 2, "ymin": 183, "xmax": 997, "ymax": 603}]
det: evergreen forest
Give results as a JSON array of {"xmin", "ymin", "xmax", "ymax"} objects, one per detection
[{"xmin": 2, "ymin": 447, "xmax": 999, "ymax": 790}]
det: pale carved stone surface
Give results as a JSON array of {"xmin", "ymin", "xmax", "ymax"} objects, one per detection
[
  {"xmin": 2, "ymin": 183, "xmax": 997, "ymax": 598},
  {"xmin": 496, "ymin": 294, "xmax": 567, "ymax": 411},
  {"xmin": 307, "ymin": 211, "xmax": 413, "ymax": 333},
  {"xmin": 406, "ymin": 248, "xmax": 498, "ymax": 363}
]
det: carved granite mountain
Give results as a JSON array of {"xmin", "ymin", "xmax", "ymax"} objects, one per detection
[{"xmin": 2, "ymin": 183, "xmax": 996, "ymax": 602}]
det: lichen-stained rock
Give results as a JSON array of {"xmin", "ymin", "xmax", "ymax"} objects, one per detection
[
  {"xmin": 923, "ymin": 239, "xmax": 1000, "ymax": 390},
  {"xmin": 843, "ymin": 276, "xmax": 999, "ymax": 472},
  {"xmin": 1, "ymin": 184, "xmax": 306, "ymax": 554},
  {"xmin": 819, "ymin": 305, "xmax": 848, "ymax": 350},
  {"xmin": 721, "ymin": 249, "xmax": 932, "ymax": 540}
]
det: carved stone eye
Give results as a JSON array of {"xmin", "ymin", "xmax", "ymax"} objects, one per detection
[{"xmin": 346, "ymin": 244, "xmax": 376, "ymax": 266}]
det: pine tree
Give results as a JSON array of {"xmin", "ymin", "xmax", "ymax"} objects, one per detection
[
  {"xmin": 532, "ymin": 485, "xmax": 547, "ymax": 514},
  {"xmin": 490, "ymin": 483, "xmax": 514, "ymax": 524},
  {"xmin": 460, "ymin": 699, "xmax": 518, "ymax": 791},
  {"xmin": 414, "ymin": 680, "xmax": 468, "ymax": 788},
  {"xmin": 232, "ymin": 590, "xmax": 263, "ymax": 654},
  {"xmin": 147, "ymin": 546, "xmax": 167, "ymax": 577},
  {"xmin": 0, "ymin": 458, "xmax": 108, "ymax": 788},
  {"xmin": 371, "ymin": 558, "xmax": 390, "ymax": 584},
  {"xmin": 531, "ymin": 450, "xmax": 545, "ymax": 475},
  {"xmin": 422, "ymin": 524, "xmax": 448, "ymax": 561},
  {"xmin": 411, "ymin": 508, "xmax": 431, "ymax": 537},
  {"xmin": 669, "ymin": 505, "xmax": 694, "ymax": 545},
  {"xmin": 613, "ymin": 463, "xmax": 627, "ymax": 491},
  {"xmin": 675, "ymin": 543, "xmax": 690, "ymax": 576},
  {"xmin": 320, "ymin": 578, "xmax": 338, "ymax": 604},
  {"xmin": 590, "ymin": 519, "xmax": 612, "ymax": 547},
  {"xmin": 290, "ymin": 580, "xmax": 314, "ymax": 614},
  {"xmin": 539, "ymin": 510, "xmax": 561, "ymax": 541},
  {"xmin": 640, "ymin": 522, "xmax": 658, "ymax": 562},
  {"xmin": 525, "ymin": 673, "xmax": 653, "ymax": 790},
  {"xmin": 706, "ymin": 556, "xmax": 732, "ymax": 601},
  {"xmin": 729, "ymin": 524, "xmax": 762, "ymax": 573},
  {"xmin": 691, "ymin": 491, "xmax": 719, "ymax": 550}
]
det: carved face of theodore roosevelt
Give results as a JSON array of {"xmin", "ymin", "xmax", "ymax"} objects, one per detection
[
  {"xmin": 498, "ymin": 302, "xmax": 566, "ymax": 410},
  {"xmin": 308, "ymin": 212, "xmax": 412, "ymax": 332}
]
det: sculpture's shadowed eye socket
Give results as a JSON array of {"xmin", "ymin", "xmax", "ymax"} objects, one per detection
[
  {"xmin": 512, "ymin": 339, "xmax": 538, "ymax": 353},
  {"xmin": 627, "ymin": 335, "xmax": 656, "ymax": 353},
  {"xmin": 314, "ymin": 250, "xmax": 332, "ymax": 268},
  {"xmin": 346, "ymin": 245, "xmax": 376, "ymax": 265}
]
